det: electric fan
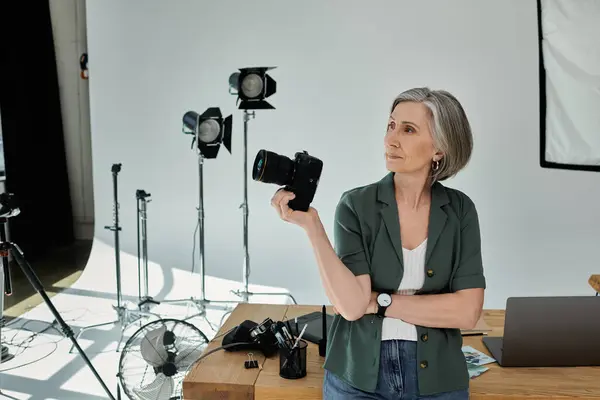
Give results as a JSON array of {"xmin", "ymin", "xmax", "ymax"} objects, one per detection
[{"xmin": 117, "ymin": 318, "xmax": 209, "ymax": 400}]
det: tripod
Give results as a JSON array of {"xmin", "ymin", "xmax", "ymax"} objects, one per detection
[
  {"xmin": 0, "ymin": 195, "xmax": 117, "ymax": 400},
  {"xmin": 1, "ymin": 217, "xmax": 15, "ymax": 365},
  {"xmin": 136, "ymin": 190, "xmax": 160, "ymax": 312},
  {"xmin": 71, "ymin": 164, "xmax": 159, "ymax": 353},
  {"xmin": 230, "ymin": 110, "xmax": 297, "ymax": 304},
  {"xmin": 161, "ymin": 123, "xmax": 234, "ymax": 331}
]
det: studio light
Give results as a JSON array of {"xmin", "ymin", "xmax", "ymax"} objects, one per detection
[
  {"xmin": 228, "ymin": 67, "xmax": 277, "ymax": 109},
  {"xmin": 183, "ymin": 107, "xmax": 233, "ymax": 158},
  {"xmin": 226, "ymin": 65, "xmax": 297, "ymax": 306},
  {"xmin": 161, "ymin": 106, "xmax": 236, "ymax": 324}
]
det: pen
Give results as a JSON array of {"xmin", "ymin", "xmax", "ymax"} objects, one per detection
[
  {"xmin": 282, "ymin": 324, "xmax": 307, "ymax": 370},
  {"xmin": 292, "ymin": 324, "xmax": 308, "ymax": 349}
]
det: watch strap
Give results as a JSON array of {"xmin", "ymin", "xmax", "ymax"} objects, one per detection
[{"xmin": 376, "ymin": 292, "xmax": 391, "ymax": 317}]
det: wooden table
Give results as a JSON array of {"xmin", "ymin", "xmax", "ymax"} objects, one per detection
[{"xmin": 183, "ymin": 303, "xmax": 600, "ymax": 399}]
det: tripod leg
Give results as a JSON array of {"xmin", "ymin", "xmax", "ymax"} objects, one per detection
[
  {"xmin": 219, "ymin": 309, "xmax": 233, "ymax": 327},
  {"xmin": 69, "ymin": 318, "xmax": 120, "ymax": 354},
  {"xmin": 10, "ymin": 242, "xmax": 116, "ymax": 400},
  {"xmin": 116, "ymin": 327, "xmax": 128, "ymax": 353},
  {"xmin": 201, "ymin": 315, "xmax": 217, "ymax": 332}
]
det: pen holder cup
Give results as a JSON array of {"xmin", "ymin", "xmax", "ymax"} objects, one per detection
[{"xmin": 279, "ymin": 339, "xmax": 308, "ymax": 379}]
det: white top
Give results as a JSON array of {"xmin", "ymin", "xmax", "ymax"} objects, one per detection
[{"xmin": 381, "ymin": 238, "xmax": 427, "ymax": 341}]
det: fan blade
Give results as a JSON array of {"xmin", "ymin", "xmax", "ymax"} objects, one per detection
[
  {"xmin": 132, "ymin": 373, "xmax": 174, "ymax": 400},
  {"xmin": 174, "ymin": 344, "xmax": 205, "ymax": 370},
  {"xmin": 140, "ymin": 325, "xmax": 169, "ymax": 367}
]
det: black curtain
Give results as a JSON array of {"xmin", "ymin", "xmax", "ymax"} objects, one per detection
[{"xmin": 0, "ymin": 1, "xmax": 74, "ymax": 261}]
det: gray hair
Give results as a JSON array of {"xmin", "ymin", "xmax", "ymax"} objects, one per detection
[{"xmin": 391, "ymin": 87, "xmax": 473, "ymax": 182}]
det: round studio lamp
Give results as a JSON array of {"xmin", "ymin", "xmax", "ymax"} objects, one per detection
[
  {"xmin": 198, "ymin": 119, "xmax": 221, "ymax": 143},
  {"xmin": 182, "ymin": 107, "xmax": 232, "ymax": 159},
  {"xmin": 240, "ymin": 74, "xmax": 264, "ymax": 98},
  {"xmin": 228, "ymin": 66, "xmax": 277, "ymax": 110}
]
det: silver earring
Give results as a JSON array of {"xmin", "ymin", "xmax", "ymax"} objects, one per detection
[{"xmin": 432, "ymin": 160, "xmax": 440, "ymax": 171}]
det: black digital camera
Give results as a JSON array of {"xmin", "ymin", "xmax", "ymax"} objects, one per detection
[
  {"xmin": 222, "ymin": 317, "xmax": 295, "ymax": 357},
  {"xmin": 252, "ymin": 149, "xmax": 323, "ymax": 211}
]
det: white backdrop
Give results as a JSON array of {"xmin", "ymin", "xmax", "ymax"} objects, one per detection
[
  {"xmin": 84, "ymin": 0, "xmax": 600, "ymax": 310},
  {"xmin": 540, "ymin": 0, "xmax": 600, "ymax": 167}
]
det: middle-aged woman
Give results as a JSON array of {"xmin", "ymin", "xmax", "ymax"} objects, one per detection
[{"xmin": 271, "ymin": 87, "xmax": 486, "ymax": 399}]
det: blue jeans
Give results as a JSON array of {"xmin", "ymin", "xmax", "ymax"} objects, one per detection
[{"xmin": 323, "ymin": 340, "xmax": 469, "ymax": 399}]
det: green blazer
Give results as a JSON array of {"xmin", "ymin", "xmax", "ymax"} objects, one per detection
[{"xmin": 323, "ymin": 172, "xmax": 486, "ymax": 396}]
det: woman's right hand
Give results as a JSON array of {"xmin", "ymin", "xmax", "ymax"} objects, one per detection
[{"xmin": 270, "ymin": 189, "xmax": 320, "ymax": 232}]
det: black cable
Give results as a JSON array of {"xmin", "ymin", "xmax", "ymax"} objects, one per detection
[
  {"xmin": 0, "ymin": 320, "xmax": 64, "ymax": 372},
  {"xmin": 2, "ymin": 307, "xmax": 90, "ymax": 329},
  {"xmin": 3, "ymin": 320, "xmax": 58, "ymax": 352},
  {"xmin": 1, "ymin": 310, "xmax": 89, "ymax": 368},
  {"xmin": 195, "ymin": 342, "xmax": 252, "ymax": 363},
  {"xmin": 0, "ymin": 342, "xmax": 59, "ymax": 372},
  {"xmin": 10, "ymin": 322, "xmax": 59, "ymax": 347},
  {"xmin": 210, "ymin": 325, "xmax": 237, "ymax": 341}
]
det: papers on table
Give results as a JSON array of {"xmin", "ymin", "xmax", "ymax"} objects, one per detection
[{"xmin": 462, "ymin": 345, "xmax": 496, "ymax": 378}]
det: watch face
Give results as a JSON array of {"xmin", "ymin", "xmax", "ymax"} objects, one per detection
[{"xmin": 377, "ymin": 293, "xmax": 392, "ymax": 306}]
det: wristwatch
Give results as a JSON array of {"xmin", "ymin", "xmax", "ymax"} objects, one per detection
[{"xmin": 376, "ymin": 293, "xmax": 392, "ymax": 317}]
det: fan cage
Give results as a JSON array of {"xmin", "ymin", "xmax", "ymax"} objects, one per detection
[{"xmin": 118, "ymin": 318, "xmax": 209, "ymax": 400}]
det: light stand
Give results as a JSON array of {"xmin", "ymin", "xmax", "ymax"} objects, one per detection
[
  {"xmin": 230, "ymin": 109, "xmax": 297, "ymax": 304},
  {"xmin": 238, "ymin": 109, "xmax": 254, "ymax": 303},
  {"xmin": 228, "ymin": 67, "xmax": 297, "ymax": 305},
  {"xmin": 136, "ymin": 189, "xmax": 160, "ymax": 312},
  {"xmin": 161, "ymin": 109, "xmax": 235, "ymax": 331},
  {"xmin": 1, "ymin": 217, "xmax": 14, "ymax": 365},
  {"xmin": 71, "ymin": 164, "xmax": 159, "ymax": 353},
  {"xmin": 0, "ymin": 194, "xmax": 117, "ymax": 400}
]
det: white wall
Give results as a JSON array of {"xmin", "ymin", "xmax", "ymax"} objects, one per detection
[
  {"xmin": 84, "ymin": 0, "xmax": 600, "ymax": 309},
  {"xmin": 49, "ymin": 0, "xmax": 95, "ymax": 240}
]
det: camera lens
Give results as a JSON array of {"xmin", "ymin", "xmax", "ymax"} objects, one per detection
[{"xmin": 252, "ymin": 150, "xmax": 294, "ymax": 186}]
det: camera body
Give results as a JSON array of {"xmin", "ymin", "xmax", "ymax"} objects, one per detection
[
  {"xmin": 249, "ymin": 318, "xmax": 281, "ymax": 356},
  {"xmin": 253, "ymin": 150, "xmax": 323, "ymax": 212},
  {"xmin": 223, "ymin": 317, "xmax": 294, "ymax": 357}
]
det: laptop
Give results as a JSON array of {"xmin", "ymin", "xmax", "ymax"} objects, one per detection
[{"xmin": 482, "ymin": 296, "xmax": 600, "ymax": 367}]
